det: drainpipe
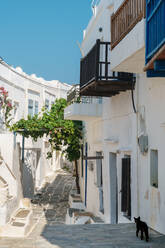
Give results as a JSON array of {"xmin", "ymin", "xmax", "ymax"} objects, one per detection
[
  {"xmin": 22, "ymin": 134, "xmax": 25, "ymax": 163},
  {"xmin": 85, "ymin": 142, "xmax": 88, "ymax": 207},
  {"xmin": 136, "ymin": 75, "xmax": 140, "ymax": 217}
]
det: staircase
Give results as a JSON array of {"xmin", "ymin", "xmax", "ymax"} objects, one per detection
[{"xmin": 0, "ymin": 199, "xmax": 34, "ymax": 238}]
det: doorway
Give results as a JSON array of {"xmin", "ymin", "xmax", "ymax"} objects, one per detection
[
  {"xmin": 121, "ymin": 156, "xmax": 131, "ymax": 220},
  {"xmin": 109, "ymin": 152, "xmax": 118, "ymax": 224},
  {"xmin": 96, "ymin": 152, "xmax": 104, "ymax": 213}
]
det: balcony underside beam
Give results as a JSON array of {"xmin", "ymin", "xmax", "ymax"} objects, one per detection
[
  {"xmin": 80, "ymin": 79, "xmax": 134, "ymax": 97},
  {"xmin": 80, "ymin": 91, "xmax": 119, "ymax": 97}
]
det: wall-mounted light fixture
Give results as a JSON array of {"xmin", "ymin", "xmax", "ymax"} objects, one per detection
[{"xmin": 99, "ymin": 27, "xmax": 103, "ymax": 32}]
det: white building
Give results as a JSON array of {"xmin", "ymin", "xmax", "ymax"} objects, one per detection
[
  {"xmin": 0, "ymin": 60, "xmax": 71, "ymax": 226},
  {"xmin": 65, "ymin": 0, "xmax": 165, "ymax": 235}
]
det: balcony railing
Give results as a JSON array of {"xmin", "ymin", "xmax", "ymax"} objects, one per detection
[
  {"xmin": 80, "ymin": 39, "xmax": 135, "ymax": 97},
  {"xmin": 111, "ymin": 0, "xmax": 146, "ymax": 50},
  {"xmin": 67, "ymin": 84, "xmax": 102, "ymax": 104},
  {"xmin": 80, "ymin": 40, "xmax": 111, "ymax": 88},
  {"xmin": 80, "ymin": 39, "xmax": 133, "ymax": 87},
  {"xmin": 146, "ymin": 0, "xmax": 165, "ymax": 63}
]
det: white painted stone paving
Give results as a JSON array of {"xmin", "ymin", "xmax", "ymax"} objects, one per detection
[{"xmin": 0, "ymin": 170, "xmax": 164, "ymax": 248}]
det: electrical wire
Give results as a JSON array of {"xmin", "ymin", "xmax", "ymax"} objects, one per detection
[{"xmin": 131, "ymin": 78, "xmax": 137, "ymax": 113}]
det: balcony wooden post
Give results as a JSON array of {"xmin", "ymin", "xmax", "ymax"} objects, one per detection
[{"xmin": 95, "ymin": 39, "xmax": 100, "ymax": 81}]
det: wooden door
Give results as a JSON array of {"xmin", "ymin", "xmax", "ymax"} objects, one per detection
[{"xmin": 121, "ymin": 157, "xmax": 131, "ymax": 219}]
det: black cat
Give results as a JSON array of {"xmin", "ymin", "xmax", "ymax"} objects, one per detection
[{"xmin": 134, "ymin": 217, "xmax": 149, "ymax": 242}]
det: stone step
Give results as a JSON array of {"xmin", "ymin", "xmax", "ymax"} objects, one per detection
[
  {"xmin": 92, "ymin": 216, "xmax": 104, "ymax": 223},
  {"xmin": 0, "ymin": 200, "xmax": 35, "ymax": 238},
  {"xmin": 66, "ymin": 208, "xmax": 104, "ymax": 225}
]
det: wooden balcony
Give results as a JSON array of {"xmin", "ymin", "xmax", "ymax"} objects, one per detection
[
  {"xmin": 144, "ymin": 0, "xmax": 165, "ymax": 77},
  {"xmin": 111, "ymin": 0, "xmax": 145, "ymax": 50},
  {"xmin": 80, "ymin": 39, "xmax": 135, "ymax": 97}
]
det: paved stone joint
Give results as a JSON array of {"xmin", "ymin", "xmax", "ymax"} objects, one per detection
[{"xmin": 0, "ymin": 170, "xmax": 165, "ymax": 248}]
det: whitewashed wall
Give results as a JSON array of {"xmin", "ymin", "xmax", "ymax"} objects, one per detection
[
  {"xmin": 135, "ymin": 74, "xmax": 165, "ymax": 234},
  {"xmin": 79, "ymin": 0, "xmax": 138, "ymax": 224},
  {"xmin": 80, "ymin": 0, "xmax": 165, "ymax": 235},
  {"xmin": 0, "ymin": 133, "xmax": 22, "ymax": 225},
  {"xmin": 0, "ymin": 61, "xmax": 71, "ymax": 225},
  {"xmin": 79, "ymin": 0, "xmax": 115, "ymax": 221},
  {"xmin": 82, "ymin": 0, "xmax": 114, "ymax": 55}
]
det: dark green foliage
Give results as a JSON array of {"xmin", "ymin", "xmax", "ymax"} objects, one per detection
[{"xmin": 11, "ymin": 98, "xmax": 82, "ymax": 162}]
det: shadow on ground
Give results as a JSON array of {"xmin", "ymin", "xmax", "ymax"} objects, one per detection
[
  {"xmin": 32, "ymin": 172, "xmax": 73, "ymax": 225},
  {"xmin": 32, "ymin": 172, "xmax": 165, "ymax": 248},
  {"xmin": 40, "ymin": 223, "xmax": 165, "ymax": 248}
]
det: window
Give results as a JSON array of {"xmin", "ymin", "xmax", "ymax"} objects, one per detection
[
  {"xmin": 28, "ymin": 99, "xmax": 33, "ymax": 116},
  {"xmin": 150, "ymin": 150, "xmax": 158, "ymax": 188},
  {"xmin": 45, "ymin": 99, "xmax": 49, "ymax": 110},
  {"xmin": 34, "ymin": 101, "xmax": 39, "ymax": 115}
]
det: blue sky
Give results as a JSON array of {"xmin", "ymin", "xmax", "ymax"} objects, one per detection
[{"xmin": 0, "ymin": 1, "xmax": 92, "ymax": 84}]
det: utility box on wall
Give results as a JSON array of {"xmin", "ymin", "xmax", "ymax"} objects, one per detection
[{"xmin": 138, "ymin": 134, "xmax": 148, "ymax": 155}]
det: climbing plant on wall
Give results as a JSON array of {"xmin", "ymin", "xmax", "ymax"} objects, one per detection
[
  {"xmin": 11, "ymin": 98, "xmax": 83, "ymax": 193},
  {"xmin": 0, "ymin": 87, "xmax": 14, "ymax": 128}
]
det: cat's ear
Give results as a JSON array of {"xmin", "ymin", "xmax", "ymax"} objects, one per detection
[{"xmin": 138, "ymin": 216, "xmax": 140, "ymax": 220}]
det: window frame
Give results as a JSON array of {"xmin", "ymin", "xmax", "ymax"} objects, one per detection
[{"xmin": 28, "ymin": 99, "xmax": 34, "ymax": 117}]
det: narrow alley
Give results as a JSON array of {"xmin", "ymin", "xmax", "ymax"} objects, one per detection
[{"xmin": 0, "ymin": 170, "xmax": 165, "ymax": 248}]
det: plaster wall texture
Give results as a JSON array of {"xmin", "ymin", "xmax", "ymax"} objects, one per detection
[
  {"xmin": 78, "ymin": 0, "xmax": 165, "ymax": 235},
  {"xmin": 95, "ymin": 72, "xmax": 165, "ymax": 233},
  {"xmin": 136, "ymin": 74, "xmax": 165, "ymax": 234},
  {"xmin": 101, "ymin": 91, "xmax": 139, "ymax": 223},
  {"xmin": 0, "ymin": 133, "xmax": 16, "ymax": 197},
  {"xmin": 113, "ymin": 0, "xmax": 124, "ymax": 12},
  {"xmin": 0, "ymin": 61, "xmax": 71, "ymax": 225},
  {"xmin": 79, "ymin": 87, "xmax": 138, "ymax": 224},
  {"xmin": 84, "ymin": 119, "xmax": 104, "ymax": 219},
  {"xmin": 82, "ymin": 0, "xmax": 113, "ymax": 56},
  {"xmin": 110, "ymin": 19, "xmax": 145, "ymax": 73},
  {"xmin": 0, "ymin": 135, "xmax": 22, "ymax": 225},
  {"xmin": 79, "ymin": 0, "xmax": 136, "ymax": 224},
  {"xmin": 110, "ymin": 0, "xmax": 165, "ymax": 234}
]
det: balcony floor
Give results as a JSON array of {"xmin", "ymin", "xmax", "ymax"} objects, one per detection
[
  {"xmin": 80, "ymin": 79, "xmax": 135, "ymax": 97},
  {"xmin": 64, "ymin": 103, "xmax": 102, "ymax": 121}
]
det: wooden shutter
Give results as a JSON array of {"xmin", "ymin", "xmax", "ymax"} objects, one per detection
[{"xmin": 121, "ymin": 158, "xmax": 131, "ymax": 213}]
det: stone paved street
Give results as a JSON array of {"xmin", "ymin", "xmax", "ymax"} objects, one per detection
[{"xmin": 0, "ymin": 170, "xmax": 165, "ymax": 248}]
